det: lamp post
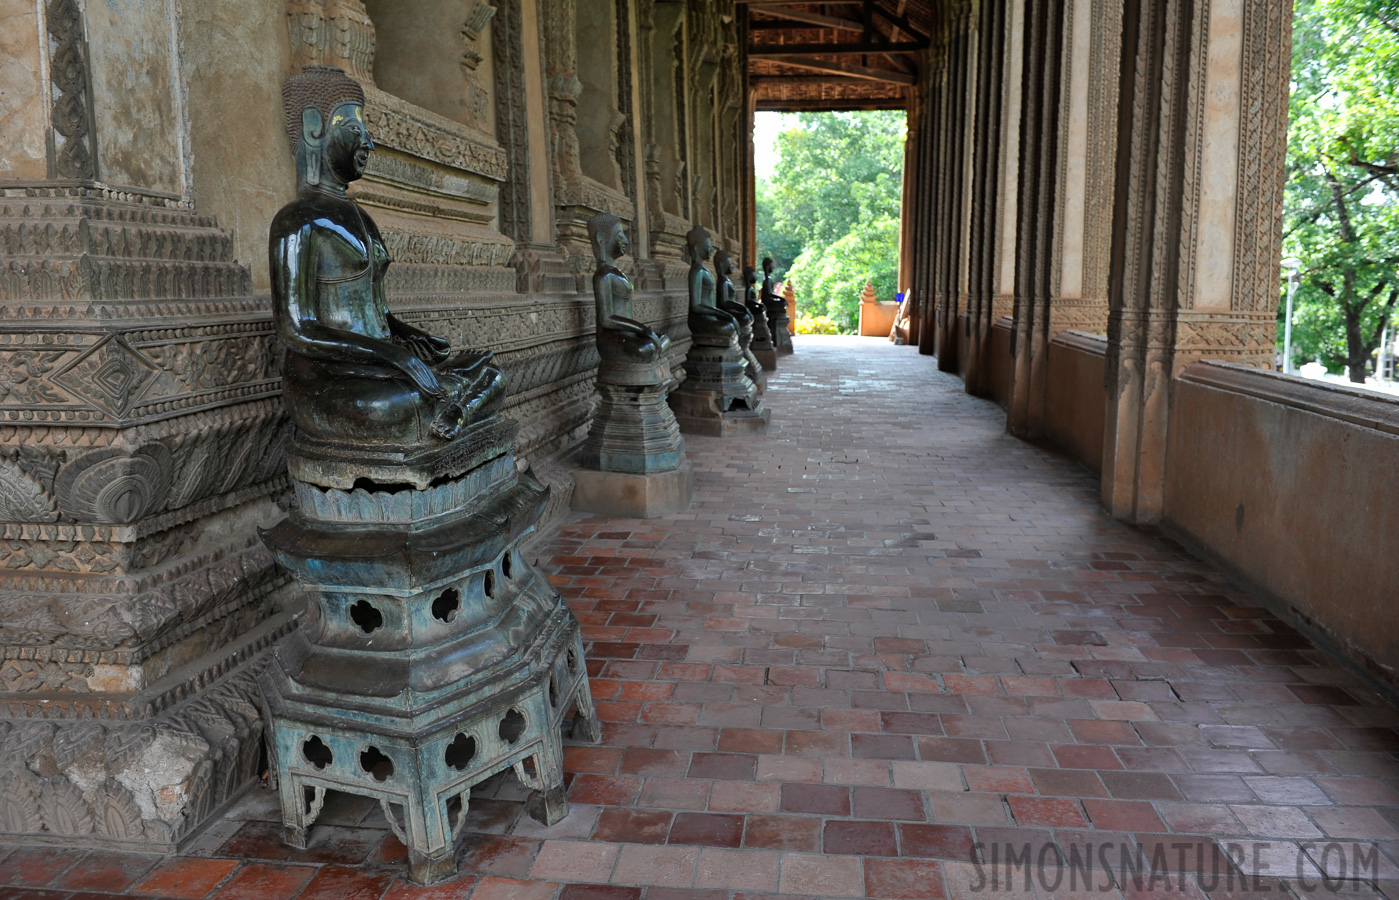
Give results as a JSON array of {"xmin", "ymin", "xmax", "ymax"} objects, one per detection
[{"xmin": 1281, "ymin": 257, "xmax": 1302, "ymax": 374}]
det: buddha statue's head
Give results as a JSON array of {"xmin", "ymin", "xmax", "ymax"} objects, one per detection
[
  {"xmin": 686, "ymin": 226, "xmax": 713, "ymax": 264},
  {"xmin": 714, "ymin": 249, "xmax": 733, "ymax": 281},
  {"xmin": 743, "ymin": 265, "xmax": 758, "ymax": 288},
  {"xmin": 588, "ymin": 213, "xmax": 628, "ymax": 264},
  {"xmin": 762, "ymin": 256, "xmax": 774, "ymax": 275},
  {"xmin": 283, "ymin": 65, "xmax": 372, "ymax": 191}
]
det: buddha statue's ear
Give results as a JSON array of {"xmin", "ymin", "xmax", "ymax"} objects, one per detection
[{"xmin": 299, "ymin": 108, "xmax": 325, "ymax": 186}]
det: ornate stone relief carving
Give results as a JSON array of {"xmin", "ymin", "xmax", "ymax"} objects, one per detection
[
  {"xmin": 45, "ymin": 0, "xmax": 96, "ymax": 181},
  {"xmin": 1231, "ymin": 0, "xmax": 1290, "ymax": 316},
  {"xmin": 0, "ymin": 654, "xmax": 283, "ymax": 846},
  {"xmin": 286, "ymin": 0, "xmax": 377, "ymax": 84},
  {"xmin": 461, "ymin": 2, "xmax": 497, "ymax": 73},
  {"xmin": 494, "ymin": 0, "xmax": 533, "ymax": 246}
]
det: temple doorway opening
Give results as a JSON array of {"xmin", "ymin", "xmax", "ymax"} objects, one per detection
[{"xmin": 754, "ymin": 110, "xmax": 908, "ymax": 339}]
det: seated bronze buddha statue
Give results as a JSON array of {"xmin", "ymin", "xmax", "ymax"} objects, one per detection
[
  {"xmin": 685, "ymin": 226, "xmax": 738, "ymax": 347},
  {"xmin": 712, "ymin": 250, "xmax": 752, "ymax": 328},
  {"xmin": 269, "ymin": 66, "xmax": 505, "ymax": 450},
  {"xmin": 589, "ymin": 213, "xmax": 670, "ymax": 365}
]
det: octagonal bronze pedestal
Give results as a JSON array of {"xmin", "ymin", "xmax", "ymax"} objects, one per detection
[{"xmin": 257, "ymin": 416, "xmax": 598, "ymax": 885}]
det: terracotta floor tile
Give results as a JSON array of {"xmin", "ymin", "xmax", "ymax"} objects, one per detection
[
  {"xmin": 48, "ymin": 850, "xmax": 161, "ymax": 892},
  {"xmin": 668, "ymin": 812, "xmax": 745, "ymax": 848},
  {"xmin": 1101, "ymin": 771, "xmax": 1184, "ymax": 801},
  {"xmin": 1008, "ymin": 796, "xmax": 1088, "ymax": 828},
  {"xmin": 15, "ymin": 339, "xmax": 1399, "ymax": 897},
  {"xmin": 741, "ymin": 814, "xmax": 820, "ymax": 851},
  {"xmin": 687, "ymin": 752, "xmax": 757, "ymax": 780},
  {"xmin": 130, "ymin": 858, "xmax": 240, "ymax": 899},
  {"xmin": 216, "ymin": 821, "xmax": 295, "ymax": 862},
  {"xmin": 618, "ymin": 749, "xmax": 689, "ymax": 776},
  {"xmin": 592, "ymin": 808, "xmax": 673, "ymax": 844},
  {"xmin": 569, "ymin": 774, "xmax": 644, "ymax": 806},
  {"xmin": 780, "ymin": 782, "xmax": 850, "ymax": 816},
  {"xmin": 529, "ymin": 839, "xmax": 620, "ymax": 882},
  {"xmin": 0, "ymin": 847, "xmax": 79, "ymax": 887},
  {"xmin": 458, "ymin": 834, "xmax": 541, "ymax": 878},
  {"xmin": 693, "ymin": 847, "xmax": 781, "ymax": 892},
  {"xmin": 557, "ymin": 885, "xmax": 641, "ymax": 900},
  {"xmin": 900, "ymin": 824, "xmax": 977, "ymax": 861},
  {"xmin": 824, "ymin": 820, "xmax": 898, "ymax": 856},
  {"xmin": 778, "ymin": 852, "xmax": 865, "ymax": 897},
  {"xmin": 864, "ymin": 858, "xmax": 947, "ymax": 899},
  {"xmin": 852, "ymin": 786, "xmax": 927, "ymax": 821},
  {"xmin": 611, "ymin": 844, "xmax": 699, "ymax": 888},
  {"xmin": 469, "ymin": 876, "xmax": 560, "ymax": 900},
  {"xmin": 1082, "ymin": 799, "xmax": 1166, "ymax": 832},
  {"xmin": 207, "ymin": 862, "xmax": 316, "ymax": 900}
]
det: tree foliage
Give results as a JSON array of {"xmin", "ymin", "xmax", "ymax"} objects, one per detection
[
  {"xmin": 1285, "ymin": 0, "xmax": 1399, "ymax": 381},
  {"xmin": 755, "ymin": 111, "xmax": 905, "ymax": 333}
]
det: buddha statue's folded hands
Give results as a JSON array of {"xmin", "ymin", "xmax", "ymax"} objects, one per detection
[{"xmin": 270, "ymin": 66, "xmax": 506, "ymax": 449}]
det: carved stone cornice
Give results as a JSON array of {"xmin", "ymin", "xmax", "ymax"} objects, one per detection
[
  {"xmin": 363, "ymin": 88, "xmax": 507, "ymax": 183},
  {"xmin": 286, "ymin": 0, "xmax": 377, "ymax": 84}
]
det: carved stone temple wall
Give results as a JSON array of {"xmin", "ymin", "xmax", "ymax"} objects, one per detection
[
  {"xmin": 902, "ymin": 0, "xmax": 1290, "ymax": 526},
  {"xmin": 0, "ymin": 0, "xmax": 750, "ymax": 847}
]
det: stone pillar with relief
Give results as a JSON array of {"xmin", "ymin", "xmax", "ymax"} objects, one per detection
[
  {"xmin": 669, "ymin": 227, "xmax": 768, "ymax": 436},
  {"xmin": 0, "ymin": 0, "xmax": 292, "ymax": 850},
  {"xmin": 571, "ymin": 214, "xmax": 693, "ymax": 517},
  {"xmin": 256, "ymin": 67, "xmax": 597, "ymax": 886}
]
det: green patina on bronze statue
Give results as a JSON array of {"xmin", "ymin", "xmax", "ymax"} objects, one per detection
[
  {"xmin": 685, "ymin": 225, "xmax": 739, "ymax": 346},
  {"xmin": 269, "ymin": 65, "xmax": 504, "ymax": 449},
  {"xmin": 588, "ymin": 212, "xmax": 670, "ymax": 365}
]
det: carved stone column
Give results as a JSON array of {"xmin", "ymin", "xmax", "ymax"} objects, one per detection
[
  {"xmin": 1102, "ymin": 0, "xmax": 1290, "ymax": 523},
  {"xmin": 1007, "ymin": 0, "xmax": 1067, "ymax": 437},
  {"xmin": 0, "ymin": 0, "xmax": 292, "ymax": 847},
  {"xmin": 1047, "ymin": 0, "xmax": 1121, "ymax": 340},
  {"xmin": 1003, "ymin": 0, "xmax": 1120, "ymax": 428},
  {"xmin": 963, "ymin": 0, "xmax": 1009, "ymax": 397}
]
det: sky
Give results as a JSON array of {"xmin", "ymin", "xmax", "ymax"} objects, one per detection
[{"xmin": 753, "ymin": 111, "xmax": 796, "ymax": 180}]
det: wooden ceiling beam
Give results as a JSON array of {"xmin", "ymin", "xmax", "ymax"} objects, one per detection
[
  {"xmin": 870, "ymin": 5, "xmax": 929, "ymax": 42},
  {"xmin": 751, "ymin": 55, "xmax": 917, "ymax": 85},
  {"xmin": 756, "ymin": 98, "xmax": 909, "ymax": 112},
  {"xmin": 750, "ymin": 40, "xmax": 927, "ymax": 56},
  {"xmin": 747, "ymin": 3, "xmax": 864, "ymax": 31}
]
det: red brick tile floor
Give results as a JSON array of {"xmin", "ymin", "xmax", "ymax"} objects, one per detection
[{"xmin": 3, "ymin": 335, "xmax": 1397, "ymax": 899}]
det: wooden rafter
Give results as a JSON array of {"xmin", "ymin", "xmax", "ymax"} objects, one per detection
[
  {"xmin": 747, "ymin": 3, "xmax": 864, "ymax": 31},
  {"xmin": 753, "ymin": 54, "xmax": 916, "ymax": 85},
  {"xmin": 750, "ymin": 40, "xmax": 927, "ymax": 56},
  {"xmin": 870, "ymin": 4, "xmax": 929, "ymax": 42}
]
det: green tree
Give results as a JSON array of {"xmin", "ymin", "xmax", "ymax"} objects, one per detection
[
  {"xmin": 755, "ymin": 177, "xmax": 802, "ymax": 275},
  {"xmin": 1285, "ymin": 0, "xmax": 1399, "ymax": 381},
  {"xmin": 757, "ymin": 111, "xmax": 905, "ymax": 332}
]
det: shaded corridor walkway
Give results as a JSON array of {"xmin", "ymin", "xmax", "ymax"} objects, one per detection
[{"xmin": 2, "ymin": 336, "xmax": 1396, "ymax": 899}]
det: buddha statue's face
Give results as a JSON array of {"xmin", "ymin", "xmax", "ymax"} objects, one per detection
[
  {"xmin": 611, "ymin": 223, "xmax": 629, "ymax": 260},
  {"xmin": 763, "ymin": 258, "xmax": 774, "ymax": 275},
  {"xmin": 323, "ymin": 103, "xmax": 373, "ymax": 185}
]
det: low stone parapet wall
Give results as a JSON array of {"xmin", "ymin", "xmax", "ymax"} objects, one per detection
[
  {"xmin": 1045, "ymin": 330, "xmax": 1108, "ymax": 474},
  {"xmin": 1165, "ymin": 361, "xmax": 1399, "ymax": 687}
]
